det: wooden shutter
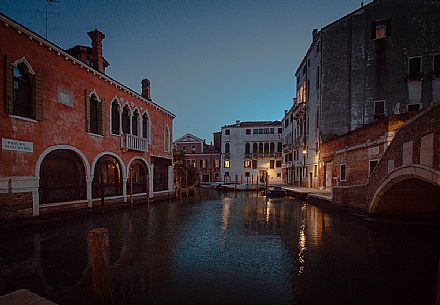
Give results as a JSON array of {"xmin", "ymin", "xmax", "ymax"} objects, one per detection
[
  {"xmin": 5, "ymin": 56, "xmax": 13, "ymax": 114},
  {"xmin": 33, "ymin": 72, "xmax": 44, "ymax": 120},
  {"xmin": 85, "ymin": 90, "xmax": 91, "ymax": 133},
  {"xmin": 98, "ymin": 98, "xmax": 106, "ymax": 135},
  {"xmin": 386, "ymin": 19, "xmax": 392, "ymax": 37}
]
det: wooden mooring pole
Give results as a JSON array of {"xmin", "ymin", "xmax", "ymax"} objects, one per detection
[
  {"xmin": 99, "ymin": 170, "xmax": 105, "ymax": 214},
  {"xmin": 434, "ymin": 256, "xmax": 440, "ymax": 305},
  {"xmin": 87, "ymin": 228, "xmax": 113, "ymax": 305}
]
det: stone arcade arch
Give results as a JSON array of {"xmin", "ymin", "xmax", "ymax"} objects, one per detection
[
  {"xmin": 127, "ymin": 157, "xmax": 152, "ymax": 196},
  {"xmin": 92, "ymin": 153, "xmax": 125, "ymax": 199},
  {"xmin": 369, "ymin": 165, "xmax": 440, "ymax": 218},
  {"xmin": 34, "ymin": 145, "xmax": 91, "ymax": 215}
]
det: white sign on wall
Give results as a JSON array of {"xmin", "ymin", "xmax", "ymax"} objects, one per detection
[{"xmin": 2, "ymin": 138, "xmax": 33, "ymax": 153}]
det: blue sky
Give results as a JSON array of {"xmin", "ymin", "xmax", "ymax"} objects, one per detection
[{"xmin": 1, "ymin": 0, "xmax": 362, "ymax": 142}]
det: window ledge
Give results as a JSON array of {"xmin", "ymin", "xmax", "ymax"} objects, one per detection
[
  {"xmin": 9, "ymin": 115, "xmax": 38, "ymax": 123},
  {"xmin": 88, "ymin": 132, "xmax": 103, "ymax": 138},
  {"xmin": 110, "ymin": 132, "xmax": 121, "ymax": 137}
]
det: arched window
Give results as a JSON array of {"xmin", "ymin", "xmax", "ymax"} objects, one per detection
[
  {"xmin": 270, "ymin": 142, "xmax": 275, "ymax": 153},
  {"xmin": 122, "ymin": 105, "xmax": 130, "ymax": 134},
  {"xmin": 225, "ymin": 143, "xmax": 230, "ymax": 153},
  {"xmin": 93, "ymin": 155, "xmax": 123, "ymax": 198},
  {"xmin": 259, "ymin": 142, "xmax": 263, "ymax": 153},
  {"xmin": 164, "ymin": 126, "xmax": 170, "ymax": 152},
  {"xmin": 132, "ymin": 110, "xmax": 139, "ymax": 136},
  {"xmin": 13, "ymin": 63, "xmax": 33, "ymax": 118},
  {"xmin": 111, "ymin": 100, "xmax": 120, "ymax": 134},
  {"xmin": 142, "ymin": 113, "xmax": 149, "ymax": 141},
  {"xmin": 253, "ymin": 143, "xmax": 258, "ymax": 153},
  {"xmin": 89, "ymin": 94, "xmax": 99, "ymax": 134},
  {"xmin": 277, "ymin": 142, "xmax": 282, "ymax": 152},
  {"xmin": 245, "ymin": 143, "xmax": 250, "ymax": 153},
  {"xmin": 39, "ymin": 150, "xmax": 86, "ymax": 204},
  {"xmin": 264, "ymin": 142, "xmax": 269, "ymax": 153}
]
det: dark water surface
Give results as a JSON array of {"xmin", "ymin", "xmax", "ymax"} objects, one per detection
[{"xmin": 0, "ymin": 191, "xmax": 439, "ymax": 305}]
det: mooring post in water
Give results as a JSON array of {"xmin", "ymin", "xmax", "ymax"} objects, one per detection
[
  {"xmin": 434, "ymin": 256, "xmax": 440, "ymax": 305},
  {"xmin": 129, "ymin": 166, "xmax": 134, "ymax": 208},
  {"xmin": 99, "ymin": 170, "xmax": 104, "ymax": 213},
  {"xmin": 87, "ymin": 228, "xmax": 113, "ymax": 305}
]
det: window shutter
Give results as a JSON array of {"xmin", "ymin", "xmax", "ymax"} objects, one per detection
[
  {"xmin": 386, "ymin": 19, "xmax": 392, "ymax": 37},
  {"xmin": 85, "ymin": 90, "xmax": 91, "ymax": 133},
  {"xmin": 5, "ymin": 56, "xmax": 13, "ymax": 114},
  {"xmin": 33, "ymin": 72, "xmax": 44, "ymax": 121},
  {"xmin": 98, "ymin": 98, "xmax": 105, "ymax": 135}
]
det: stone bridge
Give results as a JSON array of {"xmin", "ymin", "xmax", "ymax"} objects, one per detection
[{"xmin": 333, "ymin": 103, "xmax": 440, "ymax": 220}]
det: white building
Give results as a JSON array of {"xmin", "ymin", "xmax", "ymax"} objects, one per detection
[{"xmin": 220, "ymin": 120, "xmax": 283, "ymax": 185}]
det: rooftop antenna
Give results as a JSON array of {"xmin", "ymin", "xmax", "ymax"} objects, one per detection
[{"xmin": 36, "ymin": 0, "xmax": 60, "ymax": 39}]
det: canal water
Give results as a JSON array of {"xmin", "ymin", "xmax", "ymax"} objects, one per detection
[{"xmin": 0, "ymin": 191, "xmax": 439, "ymax": 305}]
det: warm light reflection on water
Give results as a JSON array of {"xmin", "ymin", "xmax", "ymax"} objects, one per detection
[{"xmin": 0, "ymin": 191, "xmax": 438, "ymax": 305}]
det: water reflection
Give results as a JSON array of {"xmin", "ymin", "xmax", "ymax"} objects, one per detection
[{"xmin": 0, "ymin": 191, "xmax": 439, "ymax": 305}]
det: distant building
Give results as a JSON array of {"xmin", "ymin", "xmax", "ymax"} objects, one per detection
[
  {"xmin": 290, "ymin": 0, "xmax": 440, "ymax": 189},
  {"xmin": 0, "ymin": 13, "xmax": 174, "ymax": 222},
  {"xmin": 174, "ymin": 133, "xmax": 221, "ymax": 183},
  {"xmin": 220, "ymin": 121, "xmax": 283, "ymax": 185}
]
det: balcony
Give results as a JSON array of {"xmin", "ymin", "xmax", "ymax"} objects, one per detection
[
  {"xmin": 121, "ymin": 134, "xmax": 148, "ymax": 152},
  {"xmin": 250, "ymin": 152, "xmax": 282, "ymax": 159}
]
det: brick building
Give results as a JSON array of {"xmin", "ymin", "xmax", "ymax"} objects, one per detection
[
  {"xmin": 319, "ymin": 113, "xmax": 413, "ymax": 190},
  {"xmin": 174, "ymin": 133, "xmax": 221, "ymax": 183},
  {"xmin": 289, "ymin": 0, "xmax": 440, "ymax": 189},
  {"xmin": 0, "ymin": 13, "xmax": 174, "ymax": 222}
]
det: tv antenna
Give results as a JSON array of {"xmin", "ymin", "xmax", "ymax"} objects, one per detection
[{"xmin": 36, "ymin": 0, "xmax": 60, "ymax": 39}]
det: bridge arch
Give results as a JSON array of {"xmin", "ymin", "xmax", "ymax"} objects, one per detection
[{"xmin": 369, "ymin": 165, "xmax": 440, "ymax": 216}]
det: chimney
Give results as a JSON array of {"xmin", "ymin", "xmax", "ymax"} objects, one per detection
[
  {"xmin": 312, "ymin": 28, "xmax": 318, "ymax": 42},
  {"xmin": 88, "ymin": 29, "xmax": 105, "ymax": 73},
  {"xmin": 141, "ymin": 79, "xmax": 151, "ymax": 100},
  {"xmin": 236, "ymin": 120, "xmax": 240, "ymax": 125}
]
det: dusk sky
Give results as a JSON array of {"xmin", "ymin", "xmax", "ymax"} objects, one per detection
[{"xmin": 1, "ymin": 0, "xmax": 362, "ymax": 141}]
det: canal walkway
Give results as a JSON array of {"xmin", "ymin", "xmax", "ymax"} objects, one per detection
[{"xmin": 280, "ymin": 185, "xmax": 332, "ymax": 202}]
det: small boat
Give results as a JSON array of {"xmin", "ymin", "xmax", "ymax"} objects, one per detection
[
  {"xmin": 199, "ymin": 182, "xmax": 223, "ymax": 189},
  {"xmin": 266, "ymin": 186, "xmax": 287, "ymax": 197}
]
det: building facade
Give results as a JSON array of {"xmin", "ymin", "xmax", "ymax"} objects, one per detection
[
  {"xmin": 174, "ymin": 133, "xmax": 221, "ymax": 183},
  {"xmin": 289, "ymin": 0, "xmax": 440, "ymax": 189},
  {"xmin": 0, "ymin": 13, "xmax": 174, "ymax": 221},
  {"xmin": 220, "ymin": 121, "xmax": 283, "ymax": 185}
]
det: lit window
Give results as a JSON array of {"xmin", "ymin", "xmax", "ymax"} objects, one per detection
[
  {"xmin": 224, "ymin": 160, "xmax": 230, "ymax": 168},
  {"xmin": 214, "ymin": 159, "xmax": 220, "ymax": 168},
  {"xmin": 372, "ymin": 19, "xmax": 391, "ymax": 40},
  {"xmin": 244, "ymin": 160, "xmax": 251, "ymax": 168}
]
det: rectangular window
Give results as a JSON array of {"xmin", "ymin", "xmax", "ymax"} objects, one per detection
[
  {"xmin": 369, "ymin": 160, "xmax": 379, "ymax": 176},
  {"xmin": 313, "ymin": 164, "xmax": 318, "ymax": 178},
  {"xmin": 225, "ymin": 129, "xmax": 230, "ymax": 135},
  {"xmin": 214, "ymin": 159, "xmax": 220, "ymax": 168},
  {"xmin": 374, "ymin": 100, "xmax": 385, "ymax": 115},
  {"xmin": 224, "ymin": 160, "xmax": 230, "ymax": 168},
  {"xmin": 270, "ymin": 128, "xmax": 274, "ymax": 134},
  {"xmin": 264, "ymin": 128, "xmax": 269, "ymax": 134},
  {"xmin": 192, "ymin": 145, "xmax": 196, "ymax": 152},
  {"xmin": 340, "ymin": 164, "xmax": 346, "ymax": 181},
  {"xmin": 225, "ymin": 172, "xmax": 230, "ymax": 177},
  {"xmin": 433, "ymin": 54, "xmax": 440, "ymax": 76},
  {"xmin": 407, "ymin": 104, "xmax": 420, "ymax": 112},
  {"xmin": 246, "ymin": 129, "xmax": 251, "ymax": 135},
  {"xmin": 252, "ymin": 160, "xmax": 257, "ymax": 169},
  {"xmin": 372, "ymin": 19, "xmax": 391, "ymax": 40},
  {"xmin": 253, "ymin": 129, "xmax": 258, "ymax": 134},
  {"xmin": 200, "ymin": 160, "xmax": 203, "ymax": 168},
  {"xmin": 259, "ymin": 128, "xmax": 263, "ymax": 134},
  {"xmin": 277, "ymin": 173, "xmax": 281, "ymax": 178},
  {"xmin": 316, "ymin": 66, "xmax": 320, "ymax": 89},
  {"xmin": 245, "ymin": 172, "xmax": 250, "ymax": 177},
  {"xmin": 275, "ymin": 160, "xmax": 282, "ymax": 168},
  {"xmin": 182, "ymin": 145, "xmax": 186, "ymax": 152},
  {"xmin": 278, "ymin": 128, "xmax": 283, "ymax": 134},
  {"xmin": 244, "ymin": 160, "xmax": 251, "ymax": 168},
  {"xmin": 191, "ymin": 160, "xmax": 196, "ymax": 168},
  {"xmin": 270, "ymin": 160, "xmax": 275, "ymax": 169},
  {"xmin": 408, "ymin": 57, "xmax": 422, "ymax": 80}
]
